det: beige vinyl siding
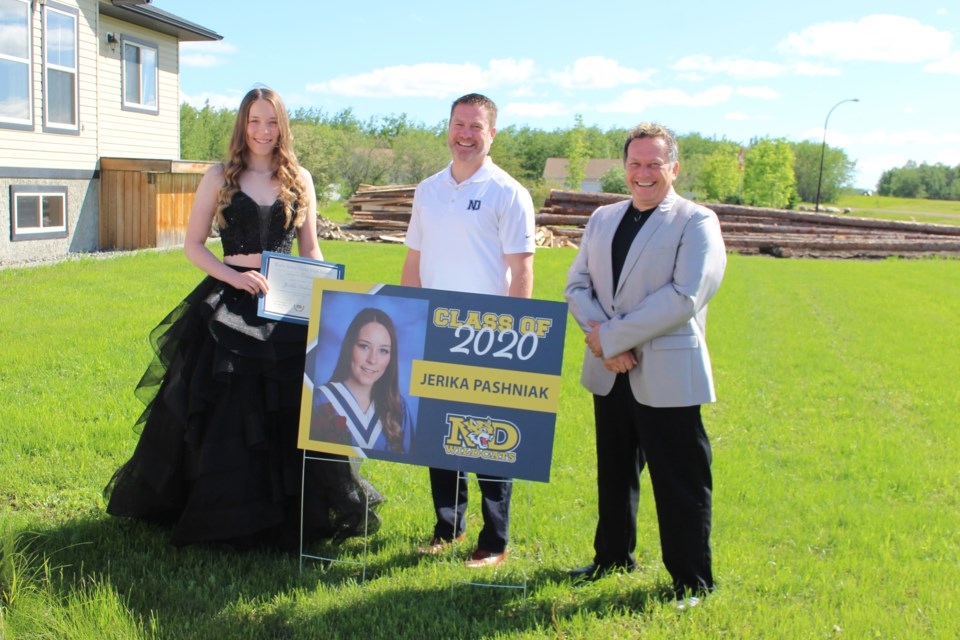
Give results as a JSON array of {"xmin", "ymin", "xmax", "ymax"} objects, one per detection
[
  {"xmin": 96, "ymin": 16, "xmax": 179, "ymax": 161},
  {"xmin": 0, "ymin": 0, "xmax": 99, "ymax": 171}
]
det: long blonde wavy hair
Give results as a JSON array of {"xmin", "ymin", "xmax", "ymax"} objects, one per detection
[{"xmin": 214, "ymin": 87, "xmax": 306, "ymax": 229}]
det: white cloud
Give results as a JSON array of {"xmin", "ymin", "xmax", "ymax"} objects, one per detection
[
  {"xmin": 798, "ymin": 127, "xmax": 856, "ymax": 146},
  {"xmin": 507, "ymin": 86, "xmax": 537, "ymax": 98},
  {"xmin": 778, "ymin": 15, "xmax": 952, "ymax": 62},
  {"xmin": 548, "ymin": 56, "xmax": 653, "ymax": 89},
  {"xmin": 858, "ymin": 154, "xmax": 907, "ymax": 178},
  {"xmin": 924, "ymin": 52, "xmax": 960, "ymax": 74},
  {"xmin": 736, "ymin": 86, "xmax": 781, "ymax": 100},
  {"xmin": 180, "ymin": 90, "xmax": 243, "ymax": 109},
  {"xmin": 792, "ymin": 62, "xmax": 842, "ymax": 76},
  {"xmin": 672, "ymin": 55, "xmax": 784, "ymax": 78},
  {"xmin": 179, "ymin": 41, "xmax": 237, "ymax": 68},
  {"xmin": 860, "ymin": 130, "xmax": 960, "ymax": 145},
  {"xmin": 306, "ymin": 58, "xmax": 535, "ymax": 98},
  {"xmin": 308, "ymin": 63, "xmax": 486, "ymax": 98},
  {"xmin": 858, "ymin": 149, "xmax": 960, "ymax": 186},
  {"xmin": 502, "ymin": 102, "xmax": 572, "ymax": 118},
  {"xmin": 181, "ymin": 41, "xmax": 237, "ymax": 54},
  {"xmin": 724, "ymin": 112, "xmax": 774, "ymax": 122},
  {"xmin": 487, "ymin": 58, "xmax": 537, "ymax": 84},
  {"xmin": 181, "ymin": 54, "xmax": 225, "ymax": 68},
  {"xmin": 932, "ymin": 148, "xmax": 960, "ymax": 166},
  {"xmin": 0, "ymin": 22, "xmax": 27, "ymax": 53},
  {"xmin": 597, "ymin": 86, "xmax": 734, "ymax": 113},
  {"xmin": 672, "ymin": 55, "xmax": 841, "ymax": 78}
]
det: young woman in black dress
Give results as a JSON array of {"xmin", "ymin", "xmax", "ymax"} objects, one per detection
[{"xmin": 105, "ymin": 87, "xmax": 382, "ymax": 550}]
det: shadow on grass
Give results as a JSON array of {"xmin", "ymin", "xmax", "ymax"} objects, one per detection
[{"xmin": 21, "ymin": 516, "xmax": 675, "ymax": 639}]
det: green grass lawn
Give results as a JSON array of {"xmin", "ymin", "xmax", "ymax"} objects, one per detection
[
  {"xmin": 1, "ymin": 244, "xmax": 958, "ymax": 638},
  {"xmin": 830, "ymin": 194, "xmax": 960, "ymax": 226},
  {"xmin": 319, "ymin": 201, "xmax": 352, "ymax": 224}
]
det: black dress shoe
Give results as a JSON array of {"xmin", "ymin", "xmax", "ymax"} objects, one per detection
[{"xmin": 568, "ymin": 563, "xmax": 632, "ymax": 582}]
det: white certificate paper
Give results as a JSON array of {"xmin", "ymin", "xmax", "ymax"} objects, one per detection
[{"xmin": 257, "ymin": 252, "xmax": 344, "ymax": 324}]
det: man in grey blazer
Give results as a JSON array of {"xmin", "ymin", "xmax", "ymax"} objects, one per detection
[{"xmin": 563, "ymin": 122, "xmax": 726, "ymax": 607}]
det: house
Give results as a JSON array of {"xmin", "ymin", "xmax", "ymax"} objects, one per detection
[
  {"xmin": 542, "ymin": 158, "xmax": 621, "ymax": 193},
  {"xmin": 0, "ymin": 0, "xmax": 220, "ymax": 265}
]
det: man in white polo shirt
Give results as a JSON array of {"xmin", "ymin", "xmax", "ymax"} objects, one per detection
[{"xmin": 401, "ymin": 93, "xmax": 535, "ymax": 568}]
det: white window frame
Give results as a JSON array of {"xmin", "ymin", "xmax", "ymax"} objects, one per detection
[
  {"xmin": 42, "ymin": 1, "xmax": 79, "ymax": 134},
  {"xmin": 10, "ymin": 185, "xmax": 69, "ymax": 241},
  {"xmin": 0, "ymin": 0, "xmax": 33, "ymax": 129},
  {"xmin": 121, "ymin": 36, "xmax": 159, "ymax": 114}
]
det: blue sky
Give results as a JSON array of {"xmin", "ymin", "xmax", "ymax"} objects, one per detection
[{"xmin": 160, "ymin": 0, "xmax": 959, "ymax": 190}]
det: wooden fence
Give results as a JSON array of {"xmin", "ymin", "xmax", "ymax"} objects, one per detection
[{"xmin": 99, "ymin": 157, "xmax": 214, "ymax": 250}]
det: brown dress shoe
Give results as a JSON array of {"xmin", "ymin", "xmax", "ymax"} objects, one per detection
[
  {"xmin": 464, "ymin": 548, "xmax": 508, "ymax": 568},
  {"xmin": 418, "ymin": 532, "xmax": 466, "ymax": 555}
]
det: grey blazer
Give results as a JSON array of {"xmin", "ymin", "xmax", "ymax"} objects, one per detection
[{"xmin": 564, "ymin": 189, "xmax": 726, "ymax": 408}]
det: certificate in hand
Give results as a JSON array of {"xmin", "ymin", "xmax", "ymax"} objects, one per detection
[{"xmin": 257, "ymin": 251, "xmax": 344, "ymax": 324}]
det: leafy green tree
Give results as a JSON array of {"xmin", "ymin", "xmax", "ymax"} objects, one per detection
[
  {"xmin": 603, "ymin": 127, "xmax": 630, "ymax": 159},
  {"xmin": 792, "ymin": 140, "xmax": 856, "ymax": 204},
  {"xmin": 916, "ymin": 162, "xmax": 950, "ymax": 199},
  {"xmin": 488, "ymin": 127, "xmax": 528, "ymax": 181},
  {"xmin": 581, "ymin": 122, "xmax": 619, "ymax": 158},
  {"xmin": 875, "ymin": 160, "xmax": 960, "ymax": 200},
  {"xmin": 743, "ymin": 138, "xmax": 797, "ymax": 209},
  {"xmin": 488, "ymin": 125, "xmax": 568, "ymax": 183},
  {"xmin": 876, "ymin": 168, "xmax": 895, "ymax": 196},
  {"xmin": 290, "ymin": 122, "xmax": 346, "ymax": 204},
  {"xmin": 192, "ymin": 103, "xmax": 945, "ymax": 211},
  {"xmin": 366, "ymin": 113, "xmax": 414, "ymax": 139},
  {"xmin": 599, "ymin": 165, "xmax": 629, "ymax": 194},
  {"xmin": 674, "ymin": 134, "xmax": 738, "ymax": 200},
  {"xmin": 388, "ymin": 127, "xmax": 448, "ymax": 184},
  {"xmin": 180, "ymin": 102, "xmax": 234, "ymax": 161},
  {"xmin": 564, "ymin": 114, "xmax": 589, "ymax": 190},
  {"xmin": 701, "ymin": 150, "xmax": 741, "ymax": 202},
  {"xmin": 337, "ymin": 136, "xmax": 395, "ymax": 197},
  {"xmin": 888, "ymin": 162, "xmax": 926, "ymax": 198}
]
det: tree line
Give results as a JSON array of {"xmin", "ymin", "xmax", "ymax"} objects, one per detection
[
  {"xmin": 876, "ymin": 162, "xmax": 960, "ymax": 201},
  {"xmin": 181, "ymin": 102, "xmax": 861, "ymax": 210}
]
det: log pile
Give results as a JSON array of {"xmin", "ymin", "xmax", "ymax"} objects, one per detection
[
  {"xmin": 340, "ymin": 184, "xmax": 578, "ymax": 246},
  {"xmin": 339, "ymin": 185, "xmax": 960, "ymax": 258},
  {"xmin": 343, "ymin": 184, "xmax": 416, "ymax": 235},
  {"xmin": 539, "ymin": 190, "xmax": 960, "ymax": 259}
]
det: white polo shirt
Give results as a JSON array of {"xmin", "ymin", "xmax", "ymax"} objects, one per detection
[{"xmin": 405, "ymin": 159, "xmax": 536, "ymax": 296}]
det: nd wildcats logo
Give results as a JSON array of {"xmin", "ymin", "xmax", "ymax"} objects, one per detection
[{"xmin": 443, "ymin": 413, "xmax": 519, "ymax": 463}]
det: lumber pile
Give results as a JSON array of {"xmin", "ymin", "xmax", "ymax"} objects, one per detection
[
  {"xmin": 338, "ymin": 185, "xmax": 960, "ymax": 258},
  {"xmin": 343, "ymin": 184, "xmax": 416, "ymax": 234},
  {"xmin": 539, "ymin": 190, "xmax": 960, "ymax": 259}
]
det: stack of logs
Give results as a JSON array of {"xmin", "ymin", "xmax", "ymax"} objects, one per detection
[
  {"xmin": 340, "ymin": 184, "xmax": 417, "ymax": 242},
  {"xmin": 539, "ymin": 190, "xmax": 960, "ymax": 258},
  {"xmin": 340, "ymin": 185, "xmax": 960, "ymax": 258}
]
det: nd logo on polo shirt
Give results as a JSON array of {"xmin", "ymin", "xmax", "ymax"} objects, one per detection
[{"xmin": 467, "ymin": 199, "xmax": 481, "ymax": 210}]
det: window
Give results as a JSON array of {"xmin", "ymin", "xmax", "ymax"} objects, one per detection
[
  {"xmin": 0, "ymin": 0, "xmax": 32, "ymax": 129},
  {"xmin": 42, "ymin": 2, "xmax": 78, "ymax": 133},
  {"xmin": 10, "ymin": 185, "xmax": 69, "ymax": 241},
  {"xmin": 122, "ymin": 37, "xmax": 158, "ymax": 113}
]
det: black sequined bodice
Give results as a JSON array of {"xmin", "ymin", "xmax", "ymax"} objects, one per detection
[{"xmin": 219, "ymin": 191, "xmax": 297, "ymax": 256}]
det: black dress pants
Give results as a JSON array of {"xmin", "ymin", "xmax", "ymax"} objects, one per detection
[
  {"xmin": 429, "ymin": 467, "xmax": 512, "ymax": 553},
  {"xmin": 592, "ymin": 373, "xmax": 714, "ymax": 596}
]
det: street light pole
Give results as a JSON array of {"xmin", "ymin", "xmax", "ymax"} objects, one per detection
[{"xmin": 815, "ymin": 98, "xmax": 859, "ymax": 212}]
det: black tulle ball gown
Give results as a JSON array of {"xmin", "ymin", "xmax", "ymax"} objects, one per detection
[{"xmin": 104, "ymin": 267, "xmax": 383, "ymax": 551}]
